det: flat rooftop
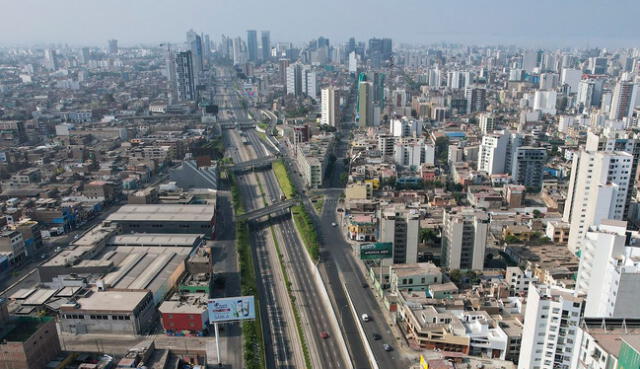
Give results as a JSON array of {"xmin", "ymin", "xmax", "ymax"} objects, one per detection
[
  {"xmin": 73, "ymin": 290, "xmax": 149, "ymax": 312},
  {"xmin": 106, "ymin": 204, "xmax": 215, "ymax": 223},
  {"xmin": 109, "ymin": 233, "xmax": 204, "ymax": 247}
]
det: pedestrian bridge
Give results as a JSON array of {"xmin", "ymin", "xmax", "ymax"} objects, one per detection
[
  {"xmin": 236, "ymin": 199, "xmax": 298, "ymax": 221},
  {"xmin": 219, "ymin": 121, "xmax": 256, "ymax": 129},
  {"xmin": 232, "ymin": 155, "xmax": 277, "ymax": 173}
]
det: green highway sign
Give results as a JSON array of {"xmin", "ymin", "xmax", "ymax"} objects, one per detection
[{"xmin": 360, "ymin": 242, "xmax": 392, "ymax": 260}]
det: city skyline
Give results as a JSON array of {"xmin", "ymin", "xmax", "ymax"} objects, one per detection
[{"xmin": 2, "ymin": 0, "xmax": 640, "ymax": 47}]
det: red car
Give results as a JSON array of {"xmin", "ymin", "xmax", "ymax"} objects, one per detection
[{"xmin": 320, "ymin": 331, "xmax": 329, "ymax": 339}]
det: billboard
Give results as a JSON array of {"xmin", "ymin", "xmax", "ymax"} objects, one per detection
[
  {"xmin": 360, "ymin": 242, "xmax": 392, "ymax": 260},
  {"xmin": 207, "ymin": 296, "xmax": 256, "ymax": 322}
]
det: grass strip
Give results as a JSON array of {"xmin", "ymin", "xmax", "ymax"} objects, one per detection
[
  {"xmin": 291, "ymin": 205, "xmax": 320, "ymax": 262},
  {"xmin": 272, "ymin": 160, "xmax": 296, "ymax": 199}
]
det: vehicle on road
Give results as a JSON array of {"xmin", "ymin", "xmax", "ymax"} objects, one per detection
[
  {"xmin": 372, "ymin": 333, "xmax": 381, "ymax": 340},
  {"xmin": 383, "ymin": 344, "xmax": 393, "ymax": 351},
  {"xmin": 361, "ymin": 313, "xmax": 370, "ymax": 322},
  {"xmin": 331, "ymin": 222, "xmax": 337, "ymax": 227},
  {"xmin": 362, "ymin": 282, "xmax": 368, "ymax": 288},
  {"xmin": 320, "ymin": 331, "xmax": 329, "ymax": 339}
]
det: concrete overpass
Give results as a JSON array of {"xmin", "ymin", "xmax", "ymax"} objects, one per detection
[
  {"xmin": 232, "ymin": 155, "xmax": 277, "ymax": 173},
  {"xmin": 236, "ymin": 199, "xmax": 298, "ymax": 221},
  {"xmin": 219, "ymin": 121, "xmax": 256, "ymax": 130}
]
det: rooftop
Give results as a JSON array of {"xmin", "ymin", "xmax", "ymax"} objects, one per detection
[
  {"xmin": 69, "ymin": 290, "xmax": 149, "ymax": 312},
  {"xmin": 0, "ymin": 316, "xmax": 53, "ymax": 342},
  {"xmin": 107, "ymin": 204, "xmax": 215, "ymax": 222}
]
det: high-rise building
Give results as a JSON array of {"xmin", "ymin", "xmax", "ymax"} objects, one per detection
[
  {"xmin": 286, "ymin": 63, "xmax": 303, "ymax": 96},
  {"xmin": 358, "ymin": 81, "xmax": 373, "ymax": 127},
  {"xmin": 588, "ymin": 57, "xmax": 607, "ymax": 74},
  {"xmin": 43, "ymin": 49, "xmax": 58, "ymax": 71},
  {"xmin": 575, "ymin": 220, "xmax": 640, "ymax": 318},
  {"xmin": 563, "ymin": 150, "xmax": 633, "ymax": 253},
  {"xmin": 533, "ymin": 90, "xmax": 557, "ymax": 114},
  {"xmin": 186, "ymin": 30, "xmax": 203, "ymax": 76},
  {"xmin": 165, "ymin": 47, "xmax": 178, "ymax": 104},
  {"xmin": 442, "ymin": 207, "xmax": 488, "ymax": 270},
  {"xmin": 465, "ymin": 86, "xmax": 487, "ymax": 113},
  {"xmin": 609, "ymin": 80, "xmax": 639, "ymax": 121},
  {"xmin": 379, "ymin": 206, "xmax": 420, "ymax": 264},
  {"xmin": 577, "ymin": 78, "xmax": 605, "ymax": 109},
  {"xmin": 80, "ymin": 47, "xmax": 90, "ymax": 64},
  {"xmin": 478, "ymin": 113, "xmax": 496, "ymax": 134},
  {"xmin": 367, "ymin": 38, "xmax": 392, "ymax": 67},
  {"xmin": 279, "ymin": 58, "xmax": 289, "ymax": 85},
  {"xmin": 517, "ymin": 284, "xmax": 583, "ymax": 369},
  {"xmin": 321, "ymin": 87, "xmax": 339, "ymax": 127},
  {"xmin": 302, "ymin": 68, "xmax": 317, "ymax": 100},
  {"xmin": 511, "ymin": 147, "xmax": 547, "ymax": 190},
  {"xmin": 260, "ymin": 31, "xmax": 270, "ymax": 61},
  {"xmin": 583, "ymin": 128, "xmax": 640, "ymax": 219},
  {"xmin": 560, "ymin": 68, "xmax": 582, "ymax": 93},
  {"xmin": 247, "ymin": 30, "xmax": 258, "ymax": 62},
  {"xmin": 108, "ymin": 39, "xmax": 118, "ymax": 54},
  {"xmin": 348, "ymin": 51, "xmax": 358, "ymax": 74},
  {"xmin": 393, "ymin": 138, "xmax": 434, "ymax": 167},
  {"xmin": 232, "ymin": 37, "xmax": 246, "ymax": 65},
  {"xmin": 175, "ymin": 51, "xmax": 195, "ymax": 102},
  {"xmin": 522, "ymin": 50, "xmax": 538, "ymax": 73}
]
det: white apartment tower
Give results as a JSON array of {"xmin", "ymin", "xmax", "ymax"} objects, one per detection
[
  {"xmin": 379, "ymin": 207, "xmax": 420, "ymax": 264},
  {"xmin": 321, "ymin": 87, "xmax": 339, "ymax": 127},
  {"xmin": 609, "ymin": 80, "xmax": 639, "ymax": 121},
  {"xmin": 518, "ymin": 285, "xmax": 584, "ymax": 369},
  {"xmin": 575, "ymin": 220, "xmax": 640, "ymax": 318},
  {"xmin": 478, "ymin": 113, "xmax": 496, "ymax": 135},
  {"xmin": 563, "ymin": 150, "xmax": 633, "ymax": 253},
  {"xmin": 442, "ymin": 207, "xmax": 488, "ymax": 270}
]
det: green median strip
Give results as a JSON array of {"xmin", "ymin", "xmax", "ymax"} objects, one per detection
[
  {"xmin": 229, "ymin": 171, "xmax": 265, "ymax": 369},
  {"xmin": 272, "ymin": 160, "xmax": 296, "ymax": 199}
]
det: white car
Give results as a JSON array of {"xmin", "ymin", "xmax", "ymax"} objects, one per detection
[
  {"xmin": 361, "ymin": 314, "xmax": 370, "ymax": 322},
  {"xmin": 331, "ymin": 222, "xmax": 337, "ymax": 227}
]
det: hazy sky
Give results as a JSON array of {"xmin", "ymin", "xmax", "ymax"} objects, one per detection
[{"xmin": 2, "ymin": 0, "xmax": 639, "ymax": 48}]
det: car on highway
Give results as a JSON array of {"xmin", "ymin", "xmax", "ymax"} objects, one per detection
[
  {"xmin": 383, "ymin": 344, "xmax": 393, "ymax": 351},
  {"xmin": 331, "ymin": 222, "xmax": 337, "ymax": 227},
  {"xmin": 320, "ymin": 331, "xmax": 329, "ymax": 339},
  {"xmin": 372, "ymin": 333, "xmax": 381, "ymax": 340},
  {"xmin": 361, "ymin": 313, "xmax": 370, "ymax": 322}
]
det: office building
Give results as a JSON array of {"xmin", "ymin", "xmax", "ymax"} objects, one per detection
[
  {"xmin": 186, "ymin": 30, "xmax": 203, "ymax": 76},
  {"xmin": 247, "ymin": 30, "xmax": 258, "ymax": 62},
  {"xmin": 478, "ymin": 113, "xmax": 496, "ymax": 134},
  {"xmin": 577, "ymin": 78, "xmax": 604, "ymax": 109},
  {"xmin": 379, "ymin": 206, "xmax": 420, "ymax": 264},
  {"xmin": 175, "ymin": 51, "xmax": 195, "ymax": 102},
  {"xmin": 539, "ymin": 73, "xmax": 559, "ymax": 90},
  {"xmin": 390, "ymin": 117, "xmax": 422, "ymax": 138},
  {"xmin": 367, "ymin": 37, "xmax": 392, "ymax": 67},
  {"xmin": 80, "ymin": 47, "xmax": 90, "ymax": 64},
  {"xmin": 517, "ymin": 285, "xmax": 583, "ymax": 369},
  {"xmin": 609, "ymin": 80, "xmax": 639, "ymax": 121},
  {"xmin": 563, "ymin": 150, "xmax": 633, "ymax": 253},
  {"xmin": 465, "ymin": 86, "xmax": 487, "ymax": 113},
  {"xmin": 108, "ymin": 39, "xmax": 118, "ymax": 54},
  {"xmin": 576, "ymin": 220, "xmax": 640, "ymax": 318},
  {"xmin": 358, "ymin": 81, "xmax": 374, "ymax": 127},
  {"xmin": 261, "ymin": 30, "xmax": 270, "ymax": 61},
  {"xmin": 478, "ymin": 131, "xmax": 521, "ymax": 175},
  {"xmin": 442, "ymin": 207, "xmax": 488, "ymax": 270},
  {"xmin": 321, "ymin": 87, "xmax": 339, "ymax": 127},
  {"xmin": 232, "ymin": 37, "xmax": 246, "ymax": 65},
  {"xmin": 348, "ymin": 51, "xmax": 358, "ymax": 73},
  {"xmin": 393, "ymin": 138, "xmax": 434, "ymax": 167},
  {"xmin": 511, "ymin": 147, "xmax": 547, "ymax": 190}
]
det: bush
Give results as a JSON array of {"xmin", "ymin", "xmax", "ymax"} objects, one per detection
[{"xmin": 272, "ymin": 160, "xmax": 296, "ymax": 198}]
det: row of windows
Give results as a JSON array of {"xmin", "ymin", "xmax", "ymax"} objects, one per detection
[{"xmin": 62, "ymin": 313, "xmax": 131, "ymax": 320}]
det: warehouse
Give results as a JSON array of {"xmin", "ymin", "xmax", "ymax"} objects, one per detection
[{"xmin": 106, "ymin": 204, "xmax": 216, "ymax": 237}]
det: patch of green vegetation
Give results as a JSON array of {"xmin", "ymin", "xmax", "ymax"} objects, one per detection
[
  {"xmin": 311, "ymin": 196, "xmax": 325, "ymax": 215},
  {"xmin": 272, "ymin": 160, "xmax": 296, "ymax": 198},
  {"xmin": 291, "ymin": 205, "xmax": 320, "ymax": 262}
]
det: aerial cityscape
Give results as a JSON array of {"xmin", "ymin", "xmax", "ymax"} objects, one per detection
[{"xmin": 1, "ymin": 2, "xmax": 640, "ymax": 369}]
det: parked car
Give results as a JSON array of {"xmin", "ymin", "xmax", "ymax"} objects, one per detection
[{"xmin": 383, "ymin": 344, "xmax": 393, "ymax": 351}]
